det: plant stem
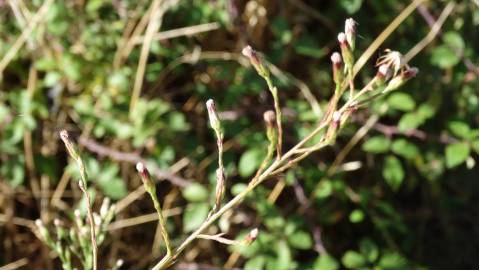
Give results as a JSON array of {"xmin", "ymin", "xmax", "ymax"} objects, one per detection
[{"xmin": 146, "ymin": 187, "xmax": 173, "ymax": 256}]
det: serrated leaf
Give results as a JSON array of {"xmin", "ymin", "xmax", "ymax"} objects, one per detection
[
  {"xmin": 382, "ymin": 155, "xmax": 404, "ymax": 191},
  {"xmin": 362, "ymin": 136, "xmax": 391, "ymax": 154},
  {"xmin": 445, "ymin": 142, "xmax": 470, "ymax": 168},
  {"xmin": 182, "ymin": 183, "xmax": 209, "ymax": 202}
]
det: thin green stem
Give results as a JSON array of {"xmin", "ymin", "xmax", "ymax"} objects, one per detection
[{"xmin": 146, "ymin": 187, "xmax": 173, "ymax": 256}]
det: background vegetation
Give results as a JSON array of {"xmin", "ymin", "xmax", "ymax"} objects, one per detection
[{"xmin": 1, "ymin": 0, "xmax": 479, "ymax": 269}]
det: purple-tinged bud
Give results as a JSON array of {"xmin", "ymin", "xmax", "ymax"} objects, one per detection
[
  {"xmin": 244, "ymin": 228, "xmax": 259, "ymax": 245},
  {"xmin": 345, "ymin": 18, "xmax": 357, "ymax": 50},
  {"xmin": 59, "ymin": 129, "xmax": 79, "ymax": 161},
  {"xmin": 206, "ymin": 99, "xmax": 221, "ymax": 132},
  {"xmin": 330, "ymin": 52, "xmax": 343, "ymax": 86},
  {"xmin": 263, "ymin": 110, "xmax": 276, "ymax": 128},
  {"xmin": 383, "ymin": 67, "xmax": 419, "ymax": 93},
  {"xmin": 53, "ymin": 218, "xmax": 62, "ymax": 227},
  {"xmin": 375, "ymin": 64, "xmax": 391, "ymax": 86},
  {"xmin": 136, "ymin": 162, "xmax": 154, "ymax": 190},
  {"xmin": 242, "ymin": 45, "xmax": 269, "ymax": 77},
  {"xmin": 338, "ymin": 32, "xmax": 354, "ymax": 69},
  {"xmin": 332, "ymin": 111, "xmax": 342, "ymax": 124},
  {"xmin": 402, "ymin": 67, "xmax": 419, "ymax": 79}
]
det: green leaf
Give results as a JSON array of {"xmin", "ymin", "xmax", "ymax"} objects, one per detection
[
  {"xmin": 342, "ymin": 251, "xmax": 366, "ymax": 269},
  {"xmin": 339, "ymin": 0, "xmax": 363, "ymax": 14},
  {"xmin": 349, "ymin": 209, "xmax": 365, "ymax": 223},
  {"xmin": 431, "ymin": 45, "xmax": 459, "ymax": 69},
  {"xmin": 362, "ymin": 136, "xmax": 391, "ymax": 154},
  {"xmin": 183, "ymin": 203, "xmax": 209, "ymax": 232},
  {"xmin": 378, "ymin": 252, "xmax": 408, "ymax": 270},
  {"xmin": 314, "ymin": 254, "xmax": 339, "ymax": 270},
  {"xmin": 398, "ymin": 112, "xmax": 423, "ymax": 131},
  {"xmin": 448, "ymin": 121, "xmax": 471, "ymax": 139},
  {"xmin": 472, "ymin": 140, "xmax": 479, "ymax": 155},
  {"xmin": 315, "ymin": 179, "xmax": 333, "ymax": 199},
  {"xmin": 238, "ymin": 148, "xmax": 264, "ymax": 177},
  {"xmin": 387, "ymin": 92, "xmax": 416, "ymax": 112},
  {"xmin": 288, "ymin": 231, "xmax": 313, "ymax": 250},
  {"xmin": 245, "ymin": 256, "xmax": 265, "ymax": 270},
  {"xmin": 443, "ymin": 31, "xmax": 465, "ymax": 51},
  {"xmin": 360, "ymin": 238, "xmax": 379, "ymax": 263},
  {"xmin": 391, "ymin": 139, "xmax": 419, "ymax": 159},
  {"xmin": 182, "ymin": 183, "xmax": 209, "ymax": 202},
  {"xmin": 445, "ymin": 142, "xmax": 470, "ymax": 168},
  {"xmin": 382, "ymin": 155, "xmax": 404, "ymax": 191}
]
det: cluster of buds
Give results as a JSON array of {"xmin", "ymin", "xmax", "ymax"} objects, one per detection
[
  {"xmin": 35, "ymin": 198, "xmax": 116, "ymax": 269},
  {"xmin": 337, "ymin": 18, "xmax": 357, "ymax": 70}
]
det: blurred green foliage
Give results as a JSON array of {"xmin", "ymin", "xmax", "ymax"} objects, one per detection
[{"xmin": 1, "ymin": 0, "xmax": 479, "ymax": 269}]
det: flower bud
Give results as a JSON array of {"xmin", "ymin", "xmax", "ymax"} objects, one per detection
[
  {"xmin": 383, "ymin": 67, "xmax": 418, "ymax": 93},
  {"xmin": 242, "ymin": 45, "xmax": 269, "ymax": 78},
  {"xmin": 100, "ymin": 197, "xmax": 111, "ymax": 218},
  {"xmin": 136, "ymin": 162, "xmax": 154, "ymax": 190},
  {"xmin": 244, "ymin": 228, "xmax": 259, "ymax": 245},
  {"xmin": 375, "ymin": 64, "xmax": 391, "ymax": 86},
  {"xmin": 345, "ymin": 18, "xmax": 357, "ymax": 51},
  {"xmin": 206, "ymin": 99, "xmax": 221, "ymax": 132},
  {"xmin": 338, "ymin": 33, "xmax": 354, "ymax": 69},
  {"xmin": 59, "ymin": 130, "xmax": 79, "ymax": 161},
  {"xmin": 263, "ymin": 110, "xmax": 275, "ymax": 128},
  {"xmin": 330, "ymin": 52, "xmax": 344, "ymax": 86},
  {"xmin": 35, "ymin": 219, "xmax": 52, "ymax": 244}
]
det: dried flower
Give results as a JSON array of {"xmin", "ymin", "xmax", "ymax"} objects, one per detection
[{"xmin": 376, "ymin": 49, "xmax": 406, "ymax": 76}]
